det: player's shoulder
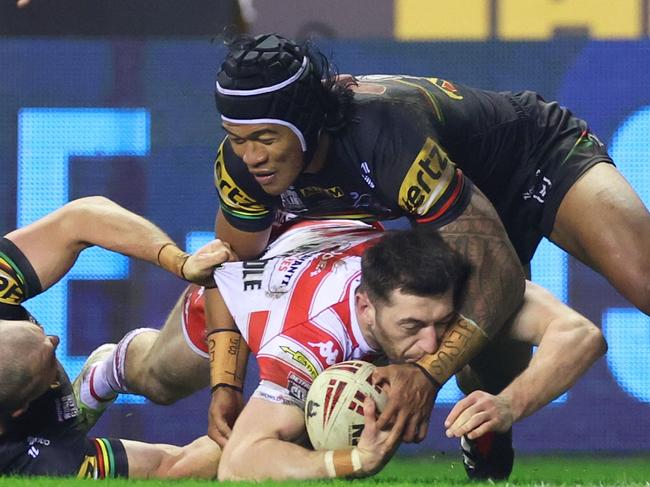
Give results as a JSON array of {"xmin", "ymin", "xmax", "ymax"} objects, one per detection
[{"xmin": 213, "ymin": 138, "xmax": 276, "ymax": 223}]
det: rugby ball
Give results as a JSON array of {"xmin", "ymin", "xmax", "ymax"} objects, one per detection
[{"xmin": 305, "ymin": 360, "xmax": 387, "ymax": 450}]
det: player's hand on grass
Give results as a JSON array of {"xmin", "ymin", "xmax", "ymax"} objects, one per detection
[
  {"xmin": 208, "ymin": 386, "xmax": 244, "ymax": 448},
  {"xmin": 356, "ymin": 396, "xmax": 402, "ymax": 476},
  {"xmin": 372, "ymin": 364, "xmax": 438, "ymax": 443},
  {"xmin": 444, "ymin": 390, "xmax": 514, "ymax": 440},
  {"xmin": 183, "ymin": 239, "xmax": 238, "ymax": 288}
]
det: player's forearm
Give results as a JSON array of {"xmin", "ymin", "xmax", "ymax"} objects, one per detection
[
  {"xmin": 60, "ymin": 196, "xmax": 176, "ymax": 263},
  {"xmin": 500, "ymin": 317, "xmax": 606, "ymax": 422},
  {"xmin": 205, "ymin": 288, "xmax": 248, "ymax": 391},
  {"xmin": 219, "ymin": 438, "xmax": 358, "ymax": 481},
  {"xmin": 416, "ymin": 189, "xmax": 525, "ymax": 386}
]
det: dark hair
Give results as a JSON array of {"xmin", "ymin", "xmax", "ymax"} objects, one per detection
[
  {"xmin": 216, "ymin": 33, "xmax": 356, "ymax": 157},
  {"xmin": 360, "ymin": 228, "xmax": 471, "ymax": 305}
]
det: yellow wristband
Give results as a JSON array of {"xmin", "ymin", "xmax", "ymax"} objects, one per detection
[
  {"xmin": 416, "ymin": 315, "xmax": 488, "ymax": 386},
  {"xmin": 157, "ymin": 242, "xmax": 190, "ymax": 280},
  {"xmin": 324, "ymin": 448, "xmax": 362, "ymax": 478},
  {"xmin": 208, "ymin": 329, "xmax": 249, "ymax": 392}
]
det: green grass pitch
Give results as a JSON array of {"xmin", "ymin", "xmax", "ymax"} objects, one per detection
[{"xmin": 1, "ymin": 454, "xmax": 649, "ymax": 486}]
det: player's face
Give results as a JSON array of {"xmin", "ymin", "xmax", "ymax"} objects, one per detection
[
  {"xmin": 369, "ymin": 289, "xmax": 455, "ymax": 363},
  {"xmin": 223, "ymin": 121, "xmax": 304, "ymax": 196}
]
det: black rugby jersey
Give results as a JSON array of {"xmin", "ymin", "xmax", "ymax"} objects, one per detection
[{"xmin": 213, "ymin": 75, "xmax": 533, "ymax": 232}]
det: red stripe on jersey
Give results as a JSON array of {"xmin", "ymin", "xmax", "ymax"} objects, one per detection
[
  {"xmin": 247, "ymin": 310, "xmax": 270, "ymax": 354},
  {"xmin": 283, "ymin": 320, "xmax": 344, "ymax": 370},
  {"xmin": 257, "ymin": 355, "xmax": 312, "ymax": 388},
  {"xmin": 416, "ymin": 169, "xmax": 464, "ymax": 224},
  {"xmin": 281, "ymin": 240, "xmax": 375, "ymax": 332}
]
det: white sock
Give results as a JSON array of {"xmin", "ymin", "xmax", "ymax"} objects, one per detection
[{"xmin": 80, "ymin": 328, "xmax": 159, "ymax": 409}]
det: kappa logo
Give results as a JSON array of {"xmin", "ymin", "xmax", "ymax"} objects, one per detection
[
  {"xmin": 308, "ymin": 340, "xmax": 339, "ymax": 366},
  {"xmin": 398, "ymin": 137, "xmax": 454, "ymax": 216},
  {"xmin": 280, "ymin": 346, "xmax": 319, "ymax": 379}
]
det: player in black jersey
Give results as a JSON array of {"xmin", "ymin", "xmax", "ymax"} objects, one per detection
[
  {"xmin": 205, "ymin": 33, "xmax": 650, "ymax": 479},
  {"xmin": 0, "ymin": 196, "xmax": 231, "ymax": 478},
  {"xmin": 207, "ymin": 32, "xmax": 526, "ymax": 453}
]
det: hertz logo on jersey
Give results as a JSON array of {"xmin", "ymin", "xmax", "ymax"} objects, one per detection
[
  {"xmin": 398, "ymin": 137, "xmax": 455, "ymax": 216},
  {"xmin": 214, "ymin": 143, "xmax": 269, "ymax": 219}
]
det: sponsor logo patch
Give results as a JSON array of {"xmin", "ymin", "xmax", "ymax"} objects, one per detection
[
  {"xmin": 398, "ymin": 137, "xmax": 455, "ymax": 216},
  {"xmin": 426, "ymin": 78, "xmax": 464, "ymax": 100},
  {"xmin": 287, "ymin": 372, "xmax": 310, "ymax": 402},
  {"xmin": 280, "ymin": 346, "xmax": 319, "ymax": 379}
]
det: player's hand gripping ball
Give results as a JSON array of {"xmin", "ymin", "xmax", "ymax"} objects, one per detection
[{"xmin": 305, "ymin": 360, "xmax": 387, "ymax": 450}]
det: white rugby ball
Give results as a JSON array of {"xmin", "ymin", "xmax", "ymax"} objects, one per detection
[{"xmin": 305, "ymin": 360, "xmax": 387, "ymax": 450}]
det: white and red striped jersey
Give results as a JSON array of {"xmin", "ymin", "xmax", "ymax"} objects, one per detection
[{"xmin": 213, "ymin": 220, "xmax": 384, "ymax": 409}]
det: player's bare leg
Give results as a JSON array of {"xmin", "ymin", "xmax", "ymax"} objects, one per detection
[
  {"xmin": 123, "ymin": 435, "xmax": 220, "ymax": 479},
  {"xmin": 121, "ymin": 290, "xmax": 209, "ymax": 404},
  {"xmin": 550, "ymin": 163, "xmax": 650, "ymax": 315},
  {"xmin": 76, "ymin": 288, "xmax": 208, "ymax": 413}
]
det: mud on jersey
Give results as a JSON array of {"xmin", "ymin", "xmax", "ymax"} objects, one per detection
[{"xmin": 213, "ymin": 220, "xmax": 383, "ymax": 409}]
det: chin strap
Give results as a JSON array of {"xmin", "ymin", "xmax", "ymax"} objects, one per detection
[
  {"xmin": 415, "ymin": 314, "xmax": 489, "ymax": 387},
  {"xmin": 208, "ymin": 329, "xmax": 249, "ymax": 393}
]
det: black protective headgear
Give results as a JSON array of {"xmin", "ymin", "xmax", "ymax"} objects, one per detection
[{"xmin": 215, "ymin": 34, "xmax": 327, "ymax": 164}]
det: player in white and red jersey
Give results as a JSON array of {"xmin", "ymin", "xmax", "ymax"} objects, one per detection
[
  {"xmin": 213, "ymin": 220, "xmax": 385, "ymax": 408},
  {"xmin": 84, "ymin": 220, "xmax": 606, "ymax": 481}
]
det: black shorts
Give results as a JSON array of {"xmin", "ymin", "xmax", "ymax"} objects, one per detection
[
  {"xmin": 0, "ymin": 430, "xmax": 128, "ymax": 478},
  {"xmin": 491, "ymin": 91, "xmax": 614, "ymax": 264}
]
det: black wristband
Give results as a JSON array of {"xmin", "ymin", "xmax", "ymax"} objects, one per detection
[{"xmin": 211, "ymin": 383, "xmax": 243, "ymax": 394}]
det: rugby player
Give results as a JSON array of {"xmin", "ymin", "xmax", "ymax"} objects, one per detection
[
  {"xmin": 0, "ymin": 196, "xmax": 232, "ymax": 477},
  {"xmin": 87, "ymin": 220, "xmax": 606, "ymax": 480},
  {"xmin": 203, "ymin": 32, "xmax": 648, "ymax": 475}
]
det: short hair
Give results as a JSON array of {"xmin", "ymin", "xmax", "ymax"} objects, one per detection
[
  {"xmin": 0, "ymin": 323, "xmax": 42, "ymax": 415},
  {"xmin": 215, "ymin": 33, "xmax": 356, "ymax": 161},
  {"xmin": 360, "ymin": 228, "xmax": 471, "ymax": 305}
]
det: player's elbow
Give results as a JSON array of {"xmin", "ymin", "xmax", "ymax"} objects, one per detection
[
  {"xmin": 60, "ymin": 196, "xmax": 118, "ymax": 241},
  {"xmin": 552, "ymin": 316, "xmax": 607, "ymax": 361}
]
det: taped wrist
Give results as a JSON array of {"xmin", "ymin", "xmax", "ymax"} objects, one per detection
[
  {"xmin": 208, "ymin": 329, "xmax": 249, "ymax": 392},
  {"xmin": 416, "ymin": 314, "xmax": 489, "ymax": 387},
  {"xmin": 157, "ymin": 242, "xmax": 190, "ymax": 280},
  {"xmin": 324, "ymin": 448, "xmax": 362, "ymax": 478}
]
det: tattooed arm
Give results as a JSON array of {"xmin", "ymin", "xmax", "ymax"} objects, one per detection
[
  {"xmin": 438, "ymin": 186, "xmax": 525, "ymax": 338},
  {"xmin": 374, "ymin": 187, "xmax": 525, "ymax": 442}
]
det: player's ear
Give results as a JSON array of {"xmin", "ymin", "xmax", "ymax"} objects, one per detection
[{"xmin": 355, "ymin": 289, "xmax": 376, "ymax": 326}]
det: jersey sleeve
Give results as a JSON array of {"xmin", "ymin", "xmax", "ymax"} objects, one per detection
[
  {"xmin": 213, "ymin": 138, "xmax": 277, "ymax": 232},
  {"xmin": 368, "ymin": 97, "xmax": 472, "ymax": 226},
  {"xmin": 0, "ymin": 237, "xmax": 43, "ymax": 320}
]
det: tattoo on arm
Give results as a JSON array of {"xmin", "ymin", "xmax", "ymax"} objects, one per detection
[{"xmin": 438, "ymin": 188, "xmax": 525, "ymax": 338}]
